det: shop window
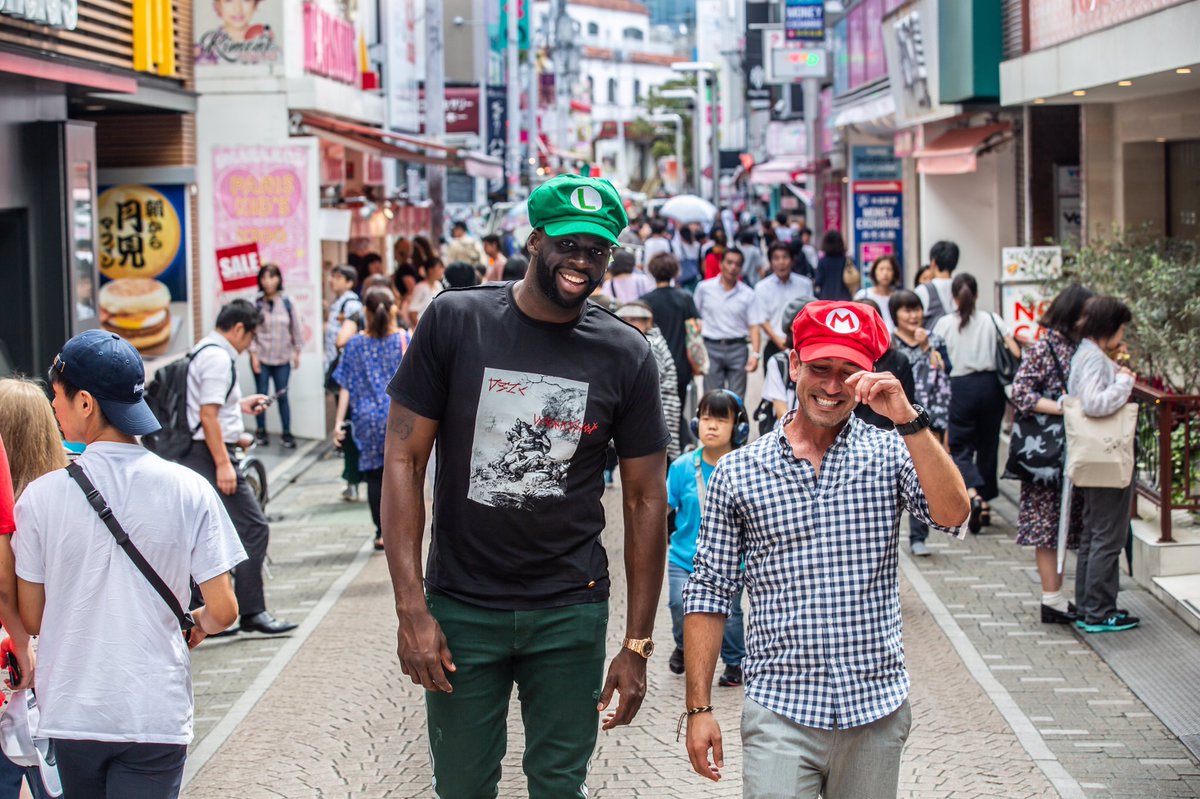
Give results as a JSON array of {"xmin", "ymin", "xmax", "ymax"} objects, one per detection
[
  {"xmin": 633, "ymin": 79, "xmax": 641, "ymax": 102},
  {"xmin": 587, "ymin": 22, "xmax": 599, "ymax": 36},
  {"xmin": 608, "ymin": 78, "xmax": 617, "ymax": 104},
  {"xmin": 622, "ymin": 27, "xmax": 644, "ymax": 41}
]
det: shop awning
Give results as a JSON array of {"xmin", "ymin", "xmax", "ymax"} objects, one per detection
[
  {"xmin": 914, "ymin": 122, "xmax": 1013, "ymax": 175},
  {"xmin": 784, "ymin": 183, "xmax": 814, "ymax": 207},
  {"xmin": 463, "ymin": 151, "xmax": 504, "ymax": 180},
  {"xmin": 293, "ymin": 111, "xmax": 496, "ymax": 171},
  {"xmin": 749, "ymin": 157, "xmax": 808, "ymax": 186}
]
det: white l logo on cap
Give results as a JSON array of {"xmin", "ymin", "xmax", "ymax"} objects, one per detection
[
  {"xmin": 825, "ymin": 308, "xmax": 861, "ymax": 334},
  {"xmin": 571, "ymin": 186, "xmax": 603, "ymax": 213}
]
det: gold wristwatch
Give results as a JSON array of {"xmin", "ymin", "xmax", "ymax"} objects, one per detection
[{"xmin": 623, "ymin": 637, "xmax": 655, "ymax": 658}]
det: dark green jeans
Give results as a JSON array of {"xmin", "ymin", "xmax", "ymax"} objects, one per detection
[{"xmin": 425, "ymin": 593, "xmax": 609, "ymax": 799}]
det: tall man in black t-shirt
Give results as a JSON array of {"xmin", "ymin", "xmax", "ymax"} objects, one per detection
[{"xmin": 381, "ymin": 174, "xmax": 670, "ymax": 798}]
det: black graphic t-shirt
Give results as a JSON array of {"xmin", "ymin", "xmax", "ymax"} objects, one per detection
[{"xmin": 387, "ymin": 283, "xmax": 670, "ymax": 610}]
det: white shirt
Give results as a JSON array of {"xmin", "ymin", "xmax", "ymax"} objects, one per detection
[
  {"xmin": 694, "ymin": 277, "xmax": 766, "ymax": 340},
  {"xmin": 933, "ymin": 310, "xmax": 1011, "ymax": 377},
  {"xmin": 409, "ymin": 281, "xmax": 443, "ymax": 321},
  {"xmin": 916, "ymin": 279, "xmax": 954, "ymax": 317},
  {"xmin": 854, "ymin": 287, "xmax": 896, "ymax": 333},
  {"xmin": 756, "ymin": 273, "xmax": 815, "ymax": 338},
  {"xmin": 642, "ymin": 236, "xmax": 674, "ymax": 266},
  {"xmin": 188, "ymin": 333, "xmax": 243, "ymax": 443},
  {"xmin": 762, "ymin": 350, "xmax": 797, "ymax": 410},
  {"xmin": 14, "ymin": 443, "xmax": 246, "ymax": 744},
  {"xmin": 324, "ymin": 291, "xmax": 363, "ymax": 368}
]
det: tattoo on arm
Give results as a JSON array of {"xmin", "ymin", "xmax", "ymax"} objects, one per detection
[{"xmin": 389, "ymin": 407, "xmax": 416, "ymax": 440}]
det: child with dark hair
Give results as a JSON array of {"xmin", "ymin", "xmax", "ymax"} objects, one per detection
[{"xmin": 665, "ymin": 389, "xmax": 747, "ymax": 686}]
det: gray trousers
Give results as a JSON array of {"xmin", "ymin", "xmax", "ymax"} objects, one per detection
[
  {"xmin": 703, "ymin": 338, "xmax": 750, "ymax": 400},
  {"xmin": 742, "ymin": 698, "xmax": 911, "ymax": 798},
  {"xmin": 1074, "ymin": 480, "xmax": 1135, "ymax": 624}
]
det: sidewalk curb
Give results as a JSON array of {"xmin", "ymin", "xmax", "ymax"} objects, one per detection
[{"xmin": 900, "ymin": 550, "xmax": 1086, "ymax": 799}]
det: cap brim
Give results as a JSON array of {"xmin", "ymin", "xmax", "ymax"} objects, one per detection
[
  {"xmin": 543, "ymin": 218, "xmax": 622, "ymax": 245},
  {"xmin": 797, "ymin": 342, "xmax": 875, "ymax": 373},
  {"xmin": 97, "ymin": 397, "xmax": 161, "ymax": 437}
]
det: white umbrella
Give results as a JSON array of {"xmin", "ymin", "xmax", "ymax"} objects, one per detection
[{"xmin": 659, "ymin": 194, "xmax": 718, "ymax": 225}]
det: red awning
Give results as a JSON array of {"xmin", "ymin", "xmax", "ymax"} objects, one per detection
[
  {"xmin": 570, "ymin": 99, "xmax": 592, "ymax": 114},
  {"xmin": 914, "ymin": 122, "xmax": 1013, "ymax": 175}
]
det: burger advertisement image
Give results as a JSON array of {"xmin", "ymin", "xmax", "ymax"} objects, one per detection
[{"xmin": 97, "ymin": 183, "xmax": 189, "ymax": 358}]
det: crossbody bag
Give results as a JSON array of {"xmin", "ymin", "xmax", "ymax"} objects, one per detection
[{"xmin": 66, "ymin": 463, "xmax": 195, "ymax": 634}]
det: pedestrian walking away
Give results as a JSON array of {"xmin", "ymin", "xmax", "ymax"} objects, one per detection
[
  {"xmin": 380, "ymin": 173, "xmax": 670, "ymax": 799},
  {"xmin": 915, "ymin": 241, "xmax": 958, "ymax": 331},
  {"xmin": 694, "ymin": 248, "xmax": 764, "ymax": 400},
  {"xmin": 681, "ymin": 300, "xmax": 971, "ymax": 797},
  {"xmin": 177, "ymin": 300, "xmax": 297, "ymax": 636},
  {"xmin": 250, "ymin": 263, "xmax": 302, "ymax": 449},
  {"xmin": 15, "ymin": 330, "xmax": 244, "ymax": 798},
  {"xmin": 641, "ymin": 252, "xmax": 701, "ymax": 442},
  {"xmin": 813, "ymin": 231, "xmax": 855, "ymax": 302}
]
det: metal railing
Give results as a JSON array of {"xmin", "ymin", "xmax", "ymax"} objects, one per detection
[{"xmin": 1132, "ymin": 384, "xmax": 1200, "ymax": 543}]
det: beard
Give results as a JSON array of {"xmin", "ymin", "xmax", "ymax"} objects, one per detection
[{"xmin": 534, "ymin": 258, "xmax": 602, "ymax": 309}]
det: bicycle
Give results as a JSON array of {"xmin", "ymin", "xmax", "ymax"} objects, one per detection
[{"xmin": 233, "ymin": 442, "xmax": 269, "ymax": 510}]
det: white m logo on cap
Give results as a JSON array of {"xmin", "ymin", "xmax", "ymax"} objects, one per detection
[{"xmin": 825, "ymin": 308, "xmax": 860, "ymax": 334}]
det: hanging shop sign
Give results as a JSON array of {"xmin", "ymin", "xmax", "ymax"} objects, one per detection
[
  {"xmin": 0, "ymin": 0, "xmax": 77, "ymax": 29},
  {"xmin": 97, "ymin": 183, "xmax": 188, "ymax": 356},
  {"xmin": 852, "ymin": 182, "xmax": 903, "ymax": 270},
  {"xmin": 303, "ymin": 2, "xmax": 357, "ymax": 85},
  {"xmin": 215, "ymin": 242, "xmax": 262, "ymax": 293},
  {"xmin": 485, "ymin": 84, "xmax": 508, "ymax": 200},
  {"xmin": 784, "ymin": 0, "xmax": 825, "ymax": 43},
  {"xmin": 195, "ymin": 0, "xmax": 281, "ymax": 65},
  {"xmin": 385, "ymin": 0, "xmax": 422, "ymax": 132}
]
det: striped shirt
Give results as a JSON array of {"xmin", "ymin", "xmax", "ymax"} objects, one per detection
[
  {"xmin": 683, "ymin": 413, "xmax": 967, "ymax": 729},
  {"xmin": 249, "ymin": 294, "xmax": 303, "ymax": 366}
]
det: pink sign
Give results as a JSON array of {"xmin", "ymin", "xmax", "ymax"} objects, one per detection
[
  {"xmin": 847, "ymin": 4, "xmax": 866, "ymax": 89},
  {"xmin": 303, "ymin": 2, "xmax": 357, "ymax": 85},
  {"xmin": 823, "ymin": 183, "xmax": 844, "ymax": 235},
  {"xmin": 861, "ymin": 242, "xmax": 895, "ymax": 264},
  {"xmin": 864, "ymin": 0, "xmax": 886, "ymax": 84},
  {"xmin": 1029, "ymin": 0, "xmax": 1188, "ymax": 51}
]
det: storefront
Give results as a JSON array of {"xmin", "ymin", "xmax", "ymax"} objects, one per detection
[{"xmin": 0, "ymin": 0, "xmax": 197, "ymax": 377}]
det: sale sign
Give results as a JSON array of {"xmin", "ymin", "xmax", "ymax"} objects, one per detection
[{"xmin": 216, "ymin": 243, "xmax": 262, "ymax": 292}]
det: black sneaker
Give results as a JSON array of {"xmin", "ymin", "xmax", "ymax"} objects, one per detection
[
  {"xmin": 668, "ymin": 647, "xmax": 684, "ymax": 675},
  {"xmin": 280, "ymin": 433, "xmax": 297, "ymax": 449},
  {"xmin": 1041, "ymin": 604, "xmax": 1076, "ymax": 624},
  {"xmin": 254, "ymin": 430, "xmax": 269, "ymax": 446},
  {"xmin": 1076, "ymin": 614, "xmax": 1140, "ymax": 633},
  {"xmin": 718, "ymin": 665, "xmax": 743, "ymax": 687}
]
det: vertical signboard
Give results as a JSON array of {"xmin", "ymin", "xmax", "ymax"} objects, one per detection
[
  {"xmin": 194, "ymin": 0, "xmax": 281, "ymax": 65},
  {"xmin": 385, "ymin": 0, "xmax": 422, "ymax": 132},
  {"xmin": 784, "ymin": 0, "xmax": 825, "ymax": 42},
  {"xmin": 1000, "ymin": 246, "xmax": 1062, "ymax": 342},
  {"xmin": 485, "ymin": 84, "xmax": 508, "ymax": 201},
  {"xmin": 851, "ymin": 145, "xmax": 903, "ymax": 271},
  {"xmin": 97, "ymin": 183, "xmax": 189, "ymax": 357},
  {"xmin": 211, "ymin": 145, "xmax": 316, "ymax": 352}
]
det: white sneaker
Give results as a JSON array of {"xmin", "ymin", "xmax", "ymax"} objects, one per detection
[{"xmin": 910, "ymin": 541, "xmax": 931, "ymax": 557}]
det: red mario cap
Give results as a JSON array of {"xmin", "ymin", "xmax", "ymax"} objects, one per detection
[{"xmin": 792, "ymin": 301, "xmax": 890, "ymax": 372}]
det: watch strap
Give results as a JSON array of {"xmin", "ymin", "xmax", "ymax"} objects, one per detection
[{"xmin": 895, "ymin": 405, "xmax": 930, "ymax": 436}]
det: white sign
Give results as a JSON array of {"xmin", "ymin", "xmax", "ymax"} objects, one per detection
[
  {"xmin": 1000, "ymin": 246, "xmax": 1062, "ymax": 344},
  {"xmin": 1001, "ymin": 246, "xmax": 1062, "ymax": 283},
  {"xmin": 770, "ymin": 47, "xmax": 829, "ymax": 80},
  {"xmin": 0, "ymin": 0, "xmax": 77, "ymax": 29},
  {"xmin": 385, "ymin": 0, "xmax": 422, "ymax": 133}
]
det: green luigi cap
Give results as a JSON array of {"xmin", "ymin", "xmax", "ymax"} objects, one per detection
[{"xmin": 527, "ymin": 174, "xmax": 628, "ymax": 245}]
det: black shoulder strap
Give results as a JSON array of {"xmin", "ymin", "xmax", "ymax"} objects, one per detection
[{"xmin": 66, "ymin": 463, "xmax": 195, "ymax": 633}]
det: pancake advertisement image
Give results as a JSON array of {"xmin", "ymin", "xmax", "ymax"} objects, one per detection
[{"xmin": 98, "ymin": 183, "xmax": 189, "ymax": 358}]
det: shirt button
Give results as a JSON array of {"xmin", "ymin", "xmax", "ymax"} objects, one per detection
[{"xmin": 587, "ymin": 580, "xmax": 597, "ymax": 589}]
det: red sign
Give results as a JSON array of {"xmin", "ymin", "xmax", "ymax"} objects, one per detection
[
  {"xmin": 216, "ymin": 243, "xmax": 262, "ymax": 292},
  {"xmin": 823, "ymin": 182, "xmax": 844, "ymax": 234},
  {"xmin": 418, "ymin": 87, "xmax": 483, "ymax": 135},
  {"xmin": 303, "ymin": 2, "xmax": 357, "ymax": 85}
]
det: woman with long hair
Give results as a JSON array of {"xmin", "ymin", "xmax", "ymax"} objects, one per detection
[
  {"xmin": 250, "ymin": 263, "xmax": 302, "ymax": 449},
  {"xmin": 855, "ymin": 255, "xmax": 901, "ymax": 332},
  {"xmin": 702, "ymin": 227, "xmax": 728, "ymax": 280},
  {"xmin": 332, "ymin": 288, "xmax": 411, "ymax": 550},
  {"xmin": 0, "ymin": 378, "xmax": 66, "ymax": 797},
  {"xmin": 932, "ymin": 273, "xmax": 1021, "ymax": 532},
  {"xmin": 813, "ymin": 230, "xmax": 854, "ymax": 301},
  {"xmin": 1011, "ymin": 284, "xmax": 1093, "ymax": 623}
]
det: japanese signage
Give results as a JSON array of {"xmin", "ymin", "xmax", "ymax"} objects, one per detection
[
  {"xmin": 1029, "ymin": 0, "xmax": 1188, "ymax": 52},
  {"xmin": 303, "ymin": 2, "xmax": 357, "ymax": 85},
  {"xmin": 852, "ymin": 183, "xmax": 903, "ymax": 270},
  {"xmin": 216, "ymin": 243, "xmax": 262, "ymax": 292},
  {"xmin": 851, "ymin": 145, "xmax": 902, "ymax": 181},
  {"xmin": 419, "ymin": 88, "xmax": 482, "ymax": 135},
  {"xmin": 212, "ymin": 144, "xmax": 316, "ymax": 352},
  {"xmin": 1000, "ymin": 247, "xmax": 1063, "ymax": 342},
  {"xmin": 491, "ymin": 0, "xmax": 530, "ymax": 52},
  {"xmin": 385, "ymin": 0, "xmax": 422, "ymax": 132},
  {"xmin": 195, "ymin": 0, "xmax": 281, "ymax": 66},
  {"xmin": 0, "ymin": 0, "xmax": 77, "ymax": 29},
  {"xmin": 823, "ymin": 181, "xmax": 844, "ymax": 234},
  {"xmin": 485, "ymin": 84, "xmax": 508, "ymax": 200},
  {"xmin": 97, "ymin": 184, "xmax": 188, "ymax": 355},
  {"xmin": 784, "ymin": 0, "xmax": 825, "ymax": 43}
]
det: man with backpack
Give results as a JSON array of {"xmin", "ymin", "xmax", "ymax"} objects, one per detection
[
  {"xmin": 915, "ymin": 240, "xmax": 958, "ymax": 330},
  {"xmin": 176, "ymin": 300, "xmax": 297, "ymax": 636},
  {"xmin": 15, "ymin": 330, "xmax": 245, "ymax": 796}
]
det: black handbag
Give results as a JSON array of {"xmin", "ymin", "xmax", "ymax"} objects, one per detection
[
  {"xmin": 990, "ymin": 313, "xmax": 1021, "ymax": 386},
  {"xmin": 1002, "ymin": 345, "xmax": 1067, "ymax": 485}
]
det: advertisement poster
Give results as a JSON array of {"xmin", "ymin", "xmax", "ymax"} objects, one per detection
[
  {"xmin": 212, "ymin": 145, "xmax": 316, "ymax": 352},
  {"xmin": 999, "ymin": 247, "xmax": 1062, "ymax": 342},
  {"xmin": 852, "ymin": 183, "xmax": 903, "ymax": 273},
  {"xmin": 97, "ymin": 183, "xmax": 189, "ymax": 357},
  {"xmin": 784, "ymin": 0, "xmax": 825, "ymax": 42},
  {"xmin": 823, "ymin": 183, "xmax": 843, "ymax": 235},
  {"xmin": 195, "ymin": 0, "xmax": 282, "ymax": 66}
]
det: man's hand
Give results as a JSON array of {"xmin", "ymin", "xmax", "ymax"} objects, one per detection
[
  {"xmin": 397, "ymin": 607, "xmax": 455, "ymax": 693},
  {"xmin": 744, "ymin": 354, "xmax": 760, "ymax": 373},
  {"xmin": 1, "ymin": 636, "xmax": 33, "ymax": 691},
  {"xmin": 216, "ymin": 461, "xmax": 238, "ymax": 495},
  {"xmin": 250, "ymin": 354, "xmax": 261, "ymax": 375},
  {"xmin": 912, "ymin": 327, "xmax": 929, "ymax": 348},
  {"xmin": 845, "ymin": 371, "xmax": 916, "ymax": 426},
  {"xmin": 241, "ymin": 394, "xmax": 269, "ymax": 416},
  {"xmin": 293, "ymin": 354, "xmax": 302, "ymax": 369},
  {"xmin": 597, "ymin": 648, "xmax": 647, "ymax": 730},
  {"xmin": 686, "ymin": 712, "xmax": 724, "ymax": 782}
]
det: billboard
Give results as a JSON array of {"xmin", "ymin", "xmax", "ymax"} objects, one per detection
[
  {"xmin": 784, "ymin": 0, "xmax": 825, "ymax": 43},
  {"xmin": 194, "ymin": 0, "xmax": 281, "ymax": 66}
]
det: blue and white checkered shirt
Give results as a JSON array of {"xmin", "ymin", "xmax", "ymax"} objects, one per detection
[{"xmin": 683, "ymin": 413, "xmax": 967, "ymax": 730}]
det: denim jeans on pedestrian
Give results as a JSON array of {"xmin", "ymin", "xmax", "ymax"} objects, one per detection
[
  {"xmin": 0, "ymin": 751, "xmax": 49, "ymax": 799},
  {"xmin": 909, "ymin": 515, "xmax": 929, "ymax": 545},
  {"xmin": 253, "ymin": 362, "xmax": 292, "ymax": 434},
  {"xmin": 667, "ymin": 563, "xmax": 745, "ymax": 666}
]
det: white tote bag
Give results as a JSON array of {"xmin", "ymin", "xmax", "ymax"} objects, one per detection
[{"xmin": 1062, "ymin": 397, "xmax": 1138, "ymax": 488}]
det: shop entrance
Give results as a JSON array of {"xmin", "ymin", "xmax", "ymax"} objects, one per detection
[
  {"xmin": 1167, "ymin": 140, "xmax": 1200, "ymax": 241},
  {"xmin": 0, "ymin": 209, "xmax": 32, "ymax": 376}
]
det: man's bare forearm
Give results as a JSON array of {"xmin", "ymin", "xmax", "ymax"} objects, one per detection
[
  {"xmin": 905, "ymin": 429, "xmax": 970, "ymax": 527},
  {"xmin": 620, "ymin": 455, "xmax": 667, "ymax": 639},
  {"xmin": 199, "ymin": 408, "xmax": 230, "ymax": 466},
  {"xmin": 381, "ymin": 403, "xmax": 436, "ymax": 615},
  {"xmin": 684, "ymin": 613, "xmax": 726, "ymax": 707}
]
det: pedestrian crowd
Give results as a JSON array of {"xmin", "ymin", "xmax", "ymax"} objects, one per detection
[{"xmin": 0, "ymin": 174, "xmax": 1146, "ymax": 798}]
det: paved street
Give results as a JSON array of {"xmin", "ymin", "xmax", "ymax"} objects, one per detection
[{"xmin": 180, "ymin": 452, "xmax": 1200, "ymax": 798}]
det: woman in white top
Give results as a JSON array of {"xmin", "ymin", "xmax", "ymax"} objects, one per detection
[
  {"xmin": 933, "ymin": 273, "xmax": 1020, "ymax": 533},
  {"xmin": 854, "ymin": 254, "xmax": 900, "ymax": 333},
  {"xmin": 407, "ymin": 258, "xmax": 445, "ymax": 328}
]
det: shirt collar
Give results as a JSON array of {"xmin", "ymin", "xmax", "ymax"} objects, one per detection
[
  {"xmin": 201, "ymin": 331, "xmax": 238, "ymax": 359},
  {"xmin": 774, "ymin": 410, "xmax": 858, "ymax": 459}
]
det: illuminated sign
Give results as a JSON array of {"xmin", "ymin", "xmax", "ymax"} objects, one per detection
[
  {"xmin": 784, "ymin": 0, "xmax": 825, "ymax": 43},
  {"xmin": 770, "ymin": 48, "xmax": 828, "ymax": 80},
  {"xmin": 0, "ymin": 0, "xmax": 78, "ymax": 30}
]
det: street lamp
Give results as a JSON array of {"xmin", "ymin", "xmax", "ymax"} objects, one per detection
[
  {"xmin": 671, "ymin": 61, "xmax": 719, "ymax": 207},
  {"xmin": 650, "ymin": 113, "xmax": 686, "ymax": 193}
]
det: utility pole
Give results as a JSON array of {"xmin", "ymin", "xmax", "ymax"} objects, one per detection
[
  {"xmin": 506, "ymin": 0, "xmax": 520, "ymax": 201},
  {"xmin": 427, "ymin": 0, "xmax": 446, "ymax": 240},
  {"xmin": 526, "ymin": 18, "xmax": 539, "ymax": 188},
  {"xmin": 708, "ymin": 71, "xmax": 720, "ymax": 208}
]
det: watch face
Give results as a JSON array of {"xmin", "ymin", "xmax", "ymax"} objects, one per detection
[{"xmin": 642, "ymin": 640, "xmax": 655, "ymax": 657}]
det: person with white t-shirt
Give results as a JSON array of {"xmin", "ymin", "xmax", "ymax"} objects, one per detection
[
  {"xmin": 15, "ymin": 330, "xmax": 245, "ymax": 798},
  {"xmin": 915, "ymin": 240, "xmax": 958, "ymax": 330}
]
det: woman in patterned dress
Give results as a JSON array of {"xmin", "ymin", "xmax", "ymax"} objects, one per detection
[
  {"xmin": 333, "ymin": 286, "xmax": 411, "ymax": 550},
  {"xmin": 1011, "ymin": 284, "xmax": 1093, "ymax": 624}
]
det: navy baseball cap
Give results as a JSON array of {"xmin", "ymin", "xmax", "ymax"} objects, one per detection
[{"xmin": 50, "ymin": 330, "xmax": 161, "ymax": 436}]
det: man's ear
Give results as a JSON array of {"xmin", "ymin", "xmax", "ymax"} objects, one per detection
[{"xmin": 526, "ymin": 230, "xmax": 542, "ymax": 255}]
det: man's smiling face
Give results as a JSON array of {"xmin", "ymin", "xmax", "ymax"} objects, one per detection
[
  {"xmin": 532, "ymin": 232, "xmax": 614, "ymax": 309},
  {"xmin": 790, "ymin": 353, "xmax": 863, "ymax": 428}
]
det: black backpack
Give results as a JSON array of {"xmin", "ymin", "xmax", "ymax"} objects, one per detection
[{"xmin": 142, "ymin": 343, "xmax": 236, "ymax": 461}]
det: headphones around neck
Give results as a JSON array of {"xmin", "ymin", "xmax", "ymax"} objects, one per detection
[{"xmin": 690, "ymin": 389, "xmax": 751, "ymax": 447}]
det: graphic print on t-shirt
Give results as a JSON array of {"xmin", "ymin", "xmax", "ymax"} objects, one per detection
[{"xmin": 469, "ymin": 367, "xmax": 590, "ymax": 510}]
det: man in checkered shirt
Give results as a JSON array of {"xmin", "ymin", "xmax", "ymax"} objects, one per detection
[{"xmin": 681, "ymin": 300, "xmax": 971, "ymax": 797}]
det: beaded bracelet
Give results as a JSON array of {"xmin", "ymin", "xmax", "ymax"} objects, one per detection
[{"xmin": 675, "ymin": 705, "xmax": 714, "ymax": 741}]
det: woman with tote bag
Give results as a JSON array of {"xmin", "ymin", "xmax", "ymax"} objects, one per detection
[{"xmin": 1066, "ymin": 296, "xmax": 1138, "ymax": 634}]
